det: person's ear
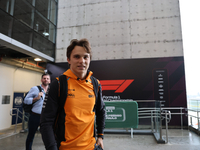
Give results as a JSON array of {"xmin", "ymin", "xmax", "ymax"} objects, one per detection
[{"xmin": 67, "ymin": 58, "xmax": 70, "ymax": 64}]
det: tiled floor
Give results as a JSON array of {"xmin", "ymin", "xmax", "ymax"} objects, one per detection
[{"xmin": 0, "ymin": 124, "xmax": 200, "ymax": 150}]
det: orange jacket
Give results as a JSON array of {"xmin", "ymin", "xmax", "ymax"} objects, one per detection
[{"xmin": 40, "ymin": 69, "xmax": 105, "ymax": 150}]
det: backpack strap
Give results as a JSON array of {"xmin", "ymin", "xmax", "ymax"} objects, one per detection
[
  {"xmin": 58, "ymin": 75, "xmax": 68, "ymax": 106},
  {"xmin": 54, "ymin": 75, "xmax": 68, "ymax": 146},
  {"xmin": 90, "ymin": 76, "xmax": 99, "ymax": 111},
  {"xmin": 90, "ymin": 76, "xmax": 99, "ymax": 99},
  {"xmin": 37, "ymin": 86, "xmax": 42, "ymax": 92},
  {"xmin": 90, "ymin": 76, "xmax": 100, "ymax": 138}
]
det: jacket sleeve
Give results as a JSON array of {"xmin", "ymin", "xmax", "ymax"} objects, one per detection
[
  {"xmin": 40, "ymin": 80, "xmax": 59, "ymax": 150},
  {"xmin": 95, "ymin": 84, "xmax": 106, "ymax": 139},
  {"xmin": 24, "ymin": 86, "xmax": 39, "ymax": 104}
]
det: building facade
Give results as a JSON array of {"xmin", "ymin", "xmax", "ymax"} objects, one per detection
[
  {"xmin": 0, "ymin": 0, "xmax": 185, "ymax": 130},
  {"xmin": 0, "ymin": 0, "xmax": 58, "ymax": 130},
  {"xmin": 0, "ymin": 0, "xmax": 57, "ymax": 61},
  {"xmin": 56, "ymin": 0, "xmax": 183, "ymax": 62}
]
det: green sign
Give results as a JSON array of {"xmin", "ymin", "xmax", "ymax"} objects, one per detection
[{"xmin": 104, "ymin": 101, "xmax": 138, "ymax": 128}]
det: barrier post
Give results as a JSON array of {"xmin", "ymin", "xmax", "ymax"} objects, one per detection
[{"xmin": 14, "ymin": 109, "xmax": 19, "ymax": 133}]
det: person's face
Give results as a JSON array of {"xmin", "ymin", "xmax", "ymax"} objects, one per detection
[
  {"xmin": 41, "ymin": 75, "xmax": 50, "ymax": 86},
  {"xmin": 67, "ymin": 46, "xmax": 90, "ymax": 79}
]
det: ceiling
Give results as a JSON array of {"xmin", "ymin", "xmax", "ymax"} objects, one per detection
[
  {"xmin": 0, "ymin": 43, "xmax": 47, "ymax": 68},
  {"xmin": 0, "ymin": 44, "xmax": 30, "ymax": 58}
]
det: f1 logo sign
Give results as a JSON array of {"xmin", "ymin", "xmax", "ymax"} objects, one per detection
[{"xmin": 100, "ymin": 79, "xmax": 134, "ymax": 93}]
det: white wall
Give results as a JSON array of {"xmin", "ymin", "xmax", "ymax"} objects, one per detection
[
  {"xmin": 56, "ymin": 0, "xmax": 183, "ymax": 62},
  {"xmin": 0, "ymin": 63, "xmax": 42, "ymax": 130},
  {"xmin": 179, "ymin": 0, "xmax": 200, "ymax": 98}
]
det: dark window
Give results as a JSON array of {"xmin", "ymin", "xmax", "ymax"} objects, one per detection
[
  {"xmin": 49, "ymin": 23, "xmax": 56, "ymax": 43},
  {"xmin": 33, "ymin": 32, "xmax": 55, "ymax": 57},
  {"xmin": 0, "ymin": 0, "xmax": 57, "ymax": 59},
  {"xmin": 35, "ymin": 0, "xmax": 50, "ymax": 18},
  {"xmin": 0, "ymin": 0, "xmax": 14, "ymax": 15},
  {"xmin": 0, "ymin": 9, "xmax": 13, "ymax": 37},
  {"xmin": 26, "ymin": 0, "xmax": 34, "ymax": 6},
  {"xmin": 50, "ymin": 0, "xmax": 57, "ymax": 25},
  {"xmin": 12, "ymin": 19, "xmax": 33, "ymax": 46},
  {"xmin": 14, "ymin": 0, "xmax": 34, "ymax": 28},
  {"xmin": 34, "ymin": 12, "xmax": 49, "ymax": 37},
  {"xmin": 34, "ymin": 11, "xmax": 56, "ymax": 43}
]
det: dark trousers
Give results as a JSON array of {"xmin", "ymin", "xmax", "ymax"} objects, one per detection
[{"xmin": 26, "ymin": 113, "xmax": 41, "ymax": 150}]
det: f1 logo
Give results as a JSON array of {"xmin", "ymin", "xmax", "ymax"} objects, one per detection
[{"xmin": 100, "ymin": 79, "xmax": 134, "ymax": 93}]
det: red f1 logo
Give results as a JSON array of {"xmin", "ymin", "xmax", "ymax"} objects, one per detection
[{"xmin": 100, "ymin": 79, "xmax": 134, "ymax": 93}]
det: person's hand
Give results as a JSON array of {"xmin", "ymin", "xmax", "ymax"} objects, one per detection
[
  {"xmin": 33, "ymin": 92, "xmax": 43, "ymax": 102},
  {"xmin": 37, "ymin": 92, "xmax": 43, "ymax": 99},
  {"xmin": 96, "ymin": 137, "xmax": 104, "ymax": 149}
]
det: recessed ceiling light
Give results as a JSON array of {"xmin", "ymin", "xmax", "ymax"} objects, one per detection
[{"xmin": 34, "ymin": 58, "xmax": 42, "ymax": 61}]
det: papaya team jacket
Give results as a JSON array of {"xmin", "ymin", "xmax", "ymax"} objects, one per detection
[{"xmin": 40, "ymin": 69, "xmax": 105, "ymax": 150}]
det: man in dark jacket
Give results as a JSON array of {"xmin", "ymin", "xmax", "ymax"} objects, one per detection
[{"xmin": 40, "ymin": 38, "xmax": 105, "ymax": 150}]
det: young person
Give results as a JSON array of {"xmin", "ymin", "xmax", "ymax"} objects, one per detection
[{"xmin": 40, "ymin": 39, "xmax": 105, "ymax": 150}]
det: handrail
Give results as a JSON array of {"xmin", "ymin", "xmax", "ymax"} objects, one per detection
[
  {"xmin": 135, "ymin": 100, "xmax": 159, "ymax": 102},
  {"xmin": 161, "ymin": 107, "xmax": 200, "ymax": 131},
  {"xmin": 10, "ymin": 108, "xmax": 29, "ymax": 133},
  {"xmin": 161, "ymin": 107, "xmax": 185, "ymax": 129},
  {"xmin": 134, "ymin": 100, "xmax": 199, "ymax": 143},
  {"xmin": 138, "ymin": 105, "xmax": 171, "ymax": 143},
  {"xmin": 185, "ymin": 108, "xmax": 200, "ymax": 131},
  {"xmin": 186, "ymin": 108, "xmax": 200, "ymax": 112},
  {"xmin": 10, "ymin": 108, "xmax": 20, "ymax": 133},
  {"xmin": 162, "ymin": 110, "xmax": 171, "ymax": 143},
  {"xmin": 138, "ymin": 108, "xmax": 160, "ymax": 110}
]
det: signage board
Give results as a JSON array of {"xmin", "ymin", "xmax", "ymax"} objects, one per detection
[{"xmin": 105, "ymin": 101, "xmax": 138, "ymax": 128}]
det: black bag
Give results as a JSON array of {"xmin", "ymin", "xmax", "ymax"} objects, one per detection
[
  {"xmin": 94, "ymin": 144, "xmax": 103, "ymax": 150},
  {"xmin": 23, "ymin": 86, "xmax": 42, "ymax": 113}
]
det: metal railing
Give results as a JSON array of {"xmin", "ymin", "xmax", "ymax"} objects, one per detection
[
  {"xmin": 136, "ymin": 100, "xmax": 170, "ymax": 143},
  {"xmin": 162, "ymin": 107, "xmax": 200, "ymax": 131},
  {"xmin": 10, "ymin": 108, "xmax": 29, "ymax": 133},
  {"xmin": 138, "ymin": 106, "xmax": 171, "ymax": 143},
  {"xmin": 10, "ymin": 100, "xmax": 200, "ymax": 143},
  {"xmin": 162, "ymin": 107, "xmax": 185, "ymax": 129},
  {"xmin": 186, "ymin": 108, "xmax": 200, "ymax": 131},
  {"xmin": 161, "ymin": 110, "xmax": 171, "ymax": 143},
  {"xmin": 187, "ymin": 99, "xmax": 200, "ymax": 132}
]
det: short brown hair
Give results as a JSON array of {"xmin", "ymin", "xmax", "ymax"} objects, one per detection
[
  {"xmin": 41, "ymin": 73, "xmax": 50, "ymax": 79},
  {"xmin": 67, "ymin": 38, "xmax": 91, "ymax": 59}
]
